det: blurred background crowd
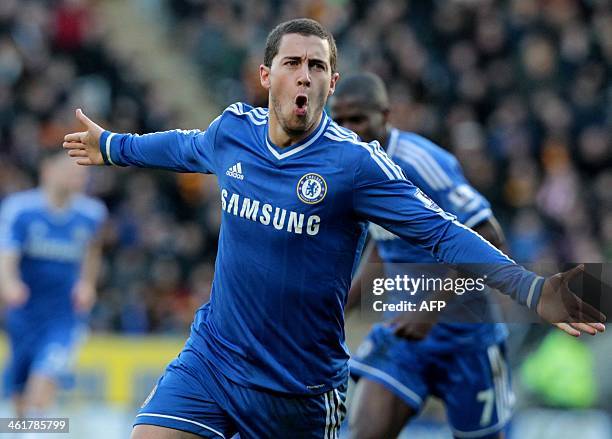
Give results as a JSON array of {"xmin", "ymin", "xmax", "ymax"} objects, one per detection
[
  {"xmin": 0, "ymin": 0, "xmax": 219, "ymax": 334},
  {"xmin": 167, "ymin": 0, "xmax": 611, "ymax": 264},
  {"xmin": 0, "ymin": 0, "xmax": 610, "ymax": 434},
  {"xmin": 0, "ymin": 0, "xmax": 610, "ymax": 335}
]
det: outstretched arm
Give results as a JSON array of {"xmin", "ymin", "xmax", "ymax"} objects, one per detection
[
  {"xmin": 387, "ymin": 215, "xmax": 507, "ymax": 340},
  {"xmin": 63, "ymin": 109, "xmax": 219, "ymax": 174},
  {"xmin": 353, "ymin": 150, "xmax": 606, "ymax": 337}
]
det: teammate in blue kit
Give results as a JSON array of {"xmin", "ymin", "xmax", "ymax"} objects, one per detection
[
  {"xmin": 331, "ymin": 72, "xmax": 517, "ymax": 438},
  {"xmin": 63, "ymin": 18, "xmax": 605, "ymax": 439},
  {"xmin": 0, "ymin": 152, "xmax": 107, "ymax": 418}
]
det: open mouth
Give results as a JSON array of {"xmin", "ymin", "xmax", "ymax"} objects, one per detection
[{"xmin": 294, "ymin": 94, "xmax": 308, "ymax": 116}]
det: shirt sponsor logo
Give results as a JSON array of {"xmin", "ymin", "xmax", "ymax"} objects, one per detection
[{"xmin": 221, "ymin": 188, "xmax": 321, "ymax": 236}]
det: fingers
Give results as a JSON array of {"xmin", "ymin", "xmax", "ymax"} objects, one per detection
[
  {"xmin": 569, "ymin": 322, "xmax": 598, "ymax": 335},
  {"xmin": 76, "ymin": 108, "xmax": 96, "ymax": 129},
  {"xmin": 562, "ymin": 264, "xmax": 585, "ymax": 283},
  {"xmin": 67, "ymin": 149, "xmax": 89, "ymax": 158},
  {"xmin": 64, "ymin": 132, "xmax": 86, "ymax": 142},
  {"xmin": 76, "ymin": 158, "xmax": 93, "ymax": 166},
  {"xmin": 577, "ymin": 298, "xmax": 607, "ymax": 323},
  {"xmin": 555, "ymin": 323, "xmax": 581, "ymax": 337},
  {"xmin": 557, "ymin": 320, "xmax": 605, "ymax": 337},
  {"xmin": 572, "ymin": 312, "xmax": 606, "ymax": 332},
  {"xmin": 63, "ymin": 141, "xmax": 86, "ymax": 150},
  {"xmin": 581, "ymin": 322, "xmax": 606, "ymax": 333}
]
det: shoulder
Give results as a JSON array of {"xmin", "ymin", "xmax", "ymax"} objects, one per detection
[
  {"xmin": 73, "ymin": 195, "xmax": 108, "ymax": 223},
  {"xmin": 391, "ymin": 131, "xmax": 457, "ymax": 190},
  {"xmin": 0, "ymin": 189, "xmax": 44, "ymax": 219},
  {"xmin": 324, "ymin": 121, "xmax": 405, "ymax": 181},
  {"xmin": 220, "ymin": 102, "xmax": 269, "ymax": 126},
  {"xmin": 393, "ymin": 131, "xmax": 455, "ymax": 164}
]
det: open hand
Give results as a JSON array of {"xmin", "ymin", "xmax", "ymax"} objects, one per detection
[
  {"xmin": 63, "ymin": 109, "xmax": 105, "ymax": 166},
  {"xmin": 387, "ymin": 311, "xmax": 438, "ymax": 341},
  {"xmin": 537, "ymin": 264, "xmax": 606, "ymax": 337},
  {"xmin": 72, "ymin": 280, "xmax": 96, "ymax": 313}
]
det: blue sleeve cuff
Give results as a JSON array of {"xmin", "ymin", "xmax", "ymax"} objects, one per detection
[
  {"xmin": 99, "ymin": 131, "xmax": 112, "ymax": 166},
  {"xmin": 525, "ymin": 275, "xmax": 545, "ymax": 310},
  {"xmin": 99, "ymin": 131, "xmax": 126, "ymax": 167}
]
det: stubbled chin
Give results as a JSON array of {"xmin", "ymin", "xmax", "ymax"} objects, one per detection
[{"xmin": 289, "ymin": 109, "xmax": 309, "ymax": 124}]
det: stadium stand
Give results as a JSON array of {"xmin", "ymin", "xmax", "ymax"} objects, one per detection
[
  {"xmin": 165, "ymin": 0, "xmax": 611, "ymax": 265},
  {"xmin": 0, "ymin": 0, "xmax": 610, "ymax": 436}
]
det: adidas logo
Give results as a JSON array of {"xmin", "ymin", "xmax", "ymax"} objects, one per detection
[{"xmin": 226, "ymin": 162, "xmax": 244, "ymax": 180}]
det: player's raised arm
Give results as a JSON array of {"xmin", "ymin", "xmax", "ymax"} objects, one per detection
[
  {"xmin": 352, "ymin": 147, "xmax": 606, "ymax": 337},
  {"xmin": 63, "ymin": 109, "xmax": 220, "ymax": 174},
  {"xmin": 0, "ymin": 198, "xmax": 29, "ymax": 307}
]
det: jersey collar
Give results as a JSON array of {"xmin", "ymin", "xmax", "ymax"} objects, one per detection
[{"xmin": 265, "ymin": 112, "xmax": 330, "ymax": 160}]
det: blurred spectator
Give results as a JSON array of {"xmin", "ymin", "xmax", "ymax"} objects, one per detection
[{"xmin": 0, "ymin": 0, "xmax": 219, "ymax": 334}]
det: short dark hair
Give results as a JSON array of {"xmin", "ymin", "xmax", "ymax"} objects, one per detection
[
  {"xmin": 264, "ymin": 18, "xmax": 338, "ymax": 72},
  {"xmin": 333, "ymin": 72, "xmax": 389, "ymax": 110}
]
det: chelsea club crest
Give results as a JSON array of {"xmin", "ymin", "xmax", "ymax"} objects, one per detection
[{"xmin": 297, "ymin": 173, "xmax": 327, "ymax": 204}]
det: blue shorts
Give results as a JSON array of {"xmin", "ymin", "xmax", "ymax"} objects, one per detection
[
  {"xmin": 3, "ymin": 323, "xmax": 86, "ymax": 397},
  {"xmin": 350, "ymin": 324, "xmax": 513, "ymax": 438},
  {"xmin": 135, "ymin": 345, "xmax": 347, "ymax": 438}
]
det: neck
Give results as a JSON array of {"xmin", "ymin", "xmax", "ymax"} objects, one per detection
[
  {"xmin": 268, "ymin": 111, "xmax": 323, "ymax": 148},
  {"xmin": 44, "ymin": 187, "xmax": 71, "ymax": 210},
  {"xmin": 380, "ymin": 126, "xmax": 392, "ymax": 151}
]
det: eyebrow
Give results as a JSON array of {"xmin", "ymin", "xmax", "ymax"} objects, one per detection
[{"xmin": 282, "ymin": 56, "xmax": 328, "ymax": 66}]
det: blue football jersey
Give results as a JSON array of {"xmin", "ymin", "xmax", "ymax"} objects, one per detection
[
  {"xmin": 100, "ymin": 103, "xmax": 543, "ymax": 395},
  {"xmin": 370, "ymin": 128, "xmax": 507, "ymax": 350},
  {"xmin": 0, "ymin": 189, "xmax": 107, "ymax": 329}
]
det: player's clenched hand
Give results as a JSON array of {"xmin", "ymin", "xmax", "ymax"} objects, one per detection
[
  {"xmin": 72, "ymin": 280, "xmax": 96, "ymax": 313},
  {"xmin": 537, "ymin": 264, "xmax": 606, "ymax": 337},
  {"xmin": 391, "ymin": 320, "xmax": 435, "ymax": 341},
  {"xmin": 0, "ymin": 280, "xmax": 29, "ymax": 307},
  {"xmin": 387, "ymin": 311, "xmax": 438, "ymax": 341},
  {"xmin": 63, "ymin": 109, "xmax": 105, "ymax": 166}
]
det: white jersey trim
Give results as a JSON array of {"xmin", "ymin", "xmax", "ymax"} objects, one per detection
[
  {"xmin": 265, "ymin": 113, "xmax": 329, "ymax": 160},
  {"xmin": 350, "ymin": 360, "xmax": 423, "ymax": 406},
  {"xmin": 324, "ymin": 127, "xmax": 404, "ymax": 181},
  {"xmin": 394, "ymin": 138, "xmax": 453, "ymax": 189},
  {"xmin": 225, "ymin": 103, "xmax": 268, "ymax": 126},
  {"xmin": 323, "ymin": 389, "xmax": 341, "ymax": 439},
  {"xmin": 386, "ymin": 128, "xmax": 400, "ymax": 157},
  {"xmin": 394, "ymin": 147, "xmax": 443, "ymax": 189},
  {"xmin": 136, "ymin": 413, "xmax": 225, "ymax": 438},
  {"xmin": 452, "ymin": 345, "xmax": 513, "ymax": 438},
  {"xmin": 105, "ymin": 133, "xmax": 116, "ymax": 166},
  {"xmin": 526, "ymin": 276, "xmax": 544, "ymax": 309},
  {"xmin": 463, "ymin": 208, "xmax": 493, "ymax": 228}
]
